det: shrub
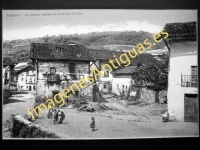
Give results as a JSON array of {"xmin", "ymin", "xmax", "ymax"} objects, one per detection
[{"xmin": 11, "ymin": 119, "xmax": 59, "ymax": 138}]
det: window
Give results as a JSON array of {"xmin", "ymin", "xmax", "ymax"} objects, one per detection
[
  {"xmin": 69, "ymin": 63, "xmax": 77, "ymax": 80},
  {"xmin": 27, "ymin": 86, "xmax": 28, "ymax": 89},
  {"xmin": 16, "ymin": 75, "xmax": 18, "ymax": 81},
  {"xmin": 26, "ymin": 71, "xmax": 29, "ymax": 75},
  {"xmin": 104, "ymin": 84, "xmax": 107, "ymax": 89},
  {"xmin": 33, "ymin": 86, "xmax": 35, "ymax": 90},
  {"xmin": 191, "ymin": 66, "xmax": 197, "ymax": 86},
  {"xmin": 191, "ymin": 66, "xmax": 197, "ymax": 75},
  {"xmin": 104, "ymin": 71, "xmax": 109, "ymax": 78},
  {"xmin": 21, "ymin": 78, "xmax": 23, "ymax": 81}
]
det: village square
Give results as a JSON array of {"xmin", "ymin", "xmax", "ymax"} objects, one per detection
[{"xmin": 2, "ymin": 9, "xmax": 198, "ymax": 139}]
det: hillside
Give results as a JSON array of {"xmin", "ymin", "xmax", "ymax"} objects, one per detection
[{"xmin": 3, "ymin": 31, "xmax": 165, "ymax": 63}]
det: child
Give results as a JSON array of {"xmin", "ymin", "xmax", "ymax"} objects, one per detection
[
  {"xmin": 57, "ymin": 110, "xmax": 62, "ymax": 123},
  {"xmin": 90, "ymin": 117, "xmax": 95, "ymax": 131},
  {"xmin": 47, "ymin": 109, "xmax": 53, "ymax": 119}
]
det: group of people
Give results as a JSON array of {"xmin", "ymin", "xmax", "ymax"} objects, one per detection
[{"xmin": 47, "ymin": 108, "xmax": 65, "ymax": 124}]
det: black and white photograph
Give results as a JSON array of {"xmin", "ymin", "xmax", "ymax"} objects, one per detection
[{"xmin": 2, "ymin": 9, "xmax": 198, "ymax": 139}]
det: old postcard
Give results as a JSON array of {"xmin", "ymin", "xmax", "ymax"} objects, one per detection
[{"xmin": 2, "ymin": 9, "xmax": 198, "ymax": 139}]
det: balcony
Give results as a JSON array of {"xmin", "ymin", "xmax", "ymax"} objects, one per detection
[
  {"xmin": 47, "ymin": 73, "xmax": 84, "ymax": 83},
  {"xmin": 47, "ymin": 74, "xmax": 61, "ymax": 82},
  {"xmin": 67, "ymin": 73, "xmax": 84, "ymax": 80},
  {"xmin": 181, "ymin": 75, "xmax": 197, "ymax": 87}
]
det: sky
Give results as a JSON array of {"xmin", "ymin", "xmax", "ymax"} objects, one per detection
[{"xmin": 3, "ymin": 9, "xmax": 197, "ymax": 40}]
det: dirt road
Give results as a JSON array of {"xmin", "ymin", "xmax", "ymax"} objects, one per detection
[{"xmin": 3, "ymin": 92, "xmax": 199, "ymax": 139}]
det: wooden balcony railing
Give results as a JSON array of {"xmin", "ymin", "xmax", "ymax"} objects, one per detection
[
  {"xmin": 181, "ymin": 75, "xmax": 197, "ymax": 87},
  {"xmin": 47, "ymin": 73, "xmax": 84, "ymax": 83},
  {"xmin": 47, "ymin": 74, "xmax": 61, "ymax": 82}
]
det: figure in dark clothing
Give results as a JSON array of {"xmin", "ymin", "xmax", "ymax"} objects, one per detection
[
  {"xmin": 90, "ymin": 117, "xmax": 95, "ymax": 131},
  {"xmin": 59, "ymin": 111, "xmax": 65, "ymax": 124},
  {"xmin": 53, "ymin": 110, "xmax": 59, "ymax": 124},
  {"xmin": 47, "ymin": 109, "xmax": 53, "ymax": 119}
]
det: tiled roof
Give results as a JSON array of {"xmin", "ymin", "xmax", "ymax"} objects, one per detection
[
  {"xmin": 88, "ymin": 49, "xmax": 124, "ymax": 61},
  {"xmin": 160, "ymin": 22, "xmax": 196, "ymax": 40},
  {"xmin": 111, "ymin": 65, "xmax": 137, "ymax": 75},
  {"xmin": 30, "ymin": 43, "xmax": 95, "ymax": 61},
  {"xmin": 15, "ymin": 65, "xmax": 35, "ymax": 75},
  {"xmin": 3, "ymin": 56, "xmax": 18, "ymax": 66}
]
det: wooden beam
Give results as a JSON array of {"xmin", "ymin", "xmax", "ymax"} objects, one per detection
[
  {"xmin": 90, "ymin": 62, "xmax": 94, "ymax": 67},
  {"xmin": 163, "ymin": 38, "xmax": 171, "ymax": 53},
  {"xmin": 93, "ymin": 61, "xmax": 100, "ymax": 70}
]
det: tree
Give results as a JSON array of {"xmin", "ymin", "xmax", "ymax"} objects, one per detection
[{"xmin": 131, "ymin": 54, "xmax": 169, "ymax": 103}]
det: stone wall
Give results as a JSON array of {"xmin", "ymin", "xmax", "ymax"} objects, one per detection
[
  {"xmin": 35, "ymin": 60, "xmax": 91, "ymax": 103},
  {"xmin": 35, "ymin": 79, "xmax": 93, "ymax": 104},
  {"xmin": 138, "ymin": 88, "xmax": 167, "ymax": 103}
]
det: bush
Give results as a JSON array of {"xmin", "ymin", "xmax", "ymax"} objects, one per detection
[{"xmin": 11, "ymin": 119, "xmax": 59, "ymax": 138}]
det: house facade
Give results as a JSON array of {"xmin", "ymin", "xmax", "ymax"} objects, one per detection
[
  {"xmin": 30, "ymin": 43, "xmax": 95, "ymax": 104},
  {"xmin": 111, "ymin": 65, "xmax": 136, "ymax": 96},
  {"xmin": 161, "ymin": 22, "xmax": 198, "ymax": 122},
  {"xmin": 3, "ymin": 57, "xmax": 17, "ymax": 90},
  {"xmin": 14, "ymin": 65, "xmax": 36, "ymax": 91}
]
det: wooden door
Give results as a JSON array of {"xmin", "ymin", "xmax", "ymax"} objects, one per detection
[
  {"xmin": 184, "ymin": 94, "xmax": 198, "ymax": 122},
  {"xmin": 29, "ymin": 86, "xmax": 32, "ymax": 91}
]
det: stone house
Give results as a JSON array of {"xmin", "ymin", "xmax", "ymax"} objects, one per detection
[
  {"xmin": 30, "ymin": 43, "xmax": 95, "ymax": 104},
  {"xmin": 160, "ymin": 21, "xmax": 198, "ymax": 122}
]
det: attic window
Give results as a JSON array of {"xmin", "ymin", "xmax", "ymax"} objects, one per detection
[
  {"xmin": 69, "ymin": 42, "xmax": 75, "ymax": 46},
  {"xmin": 56, "ymin": 47, "xmax": 63, "ymax": 53}
]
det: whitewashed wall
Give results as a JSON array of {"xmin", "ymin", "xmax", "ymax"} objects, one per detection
[
  {"xmin": 168, "ymin": 41, "xmax": 197, "ymax": 121},
  {"xmin": 111, "ymin": 74, "xmax": 132, "ymax": 95}
]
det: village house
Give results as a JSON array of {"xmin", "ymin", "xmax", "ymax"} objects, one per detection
[
  {"xmin": 160, "ymin": 21, "xmax": 198, "ymax": 122},
  {"xmin": 88, "ymin": 49, "xmax": 124, "ymax": 94},
  {"xmin": 30, "ymin": 43, "xmax": 95, "ymax": 104},
  {"xmin": 110, "ymin": 65, "xmax": 137, "ymax": 96},
  {"xmin": 3, "ymin": 56, "xmax": 17, "ymax": 91},
  {"xmin": 14, "ymin": 65, "xmax": 36, "ymax": 91}
]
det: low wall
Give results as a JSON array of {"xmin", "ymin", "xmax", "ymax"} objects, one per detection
[
  {"xmin": 139, "ymin": 88, "xmax": 167, "ymax": 103},
  {"xmin": 10, "ymin": 115, "xmax": 59, "ymax": 138}
]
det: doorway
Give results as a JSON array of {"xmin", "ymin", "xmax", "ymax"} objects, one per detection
[
  {"xmin": 29, "ymin": 86, "xmax": 32, "ymax": 91},
  {"xmin": 184, "ymin": 94, "xmax": 198, "ymax": 122}
]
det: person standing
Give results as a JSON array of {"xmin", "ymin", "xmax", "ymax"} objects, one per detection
[
  {"xmin": 90, "ymin": 117, "xmax": 95, "ymax": 131},
  {"xmin": 59, "ymin": 111, "xmax": 65, "ymax": 124}
]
